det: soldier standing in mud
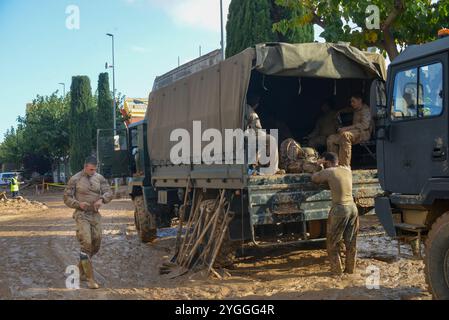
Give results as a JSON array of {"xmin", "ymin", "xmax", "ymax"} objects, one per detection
[
  {"xmin": 63, "ymin": 156, "xmax": 113, "ymax": 289},
  {"xmin": 312, "ymin": 152, "xmax": 359, "ymax": 275}
]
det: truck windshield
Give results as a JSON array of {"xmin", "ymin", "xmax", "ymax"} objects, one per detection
[{"xmin": 391, "ymin": 62, "xmax": 443, "ymax": 120}]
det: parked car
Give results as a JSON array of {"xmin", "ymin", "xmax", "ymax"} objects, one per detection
[{"xmin": 0, "ymin": 172, "xmax": 22, "ymax": 186}]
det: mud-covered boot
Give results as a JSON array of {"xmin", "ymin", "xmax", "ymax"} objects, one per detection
[
  {"xmin": 344, "ymin": 250, "xmax": 357, "ymax": 274},
  {"xmin": 78, "ymin": 261, "xmax": 87, "ymax": 282},
  {"xmin": 81, "ymin": 259, "xmax": 100, "ymax": 289}
]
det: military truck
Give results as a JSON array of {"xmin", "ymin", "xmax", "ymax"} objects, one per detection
[
  {"xmin": 373, "ymin": 31, "xmax": 449, "ymax": 299},
  {"xmin": 99, "ymin": 42, "xmax": 386, "ymax": 260}
]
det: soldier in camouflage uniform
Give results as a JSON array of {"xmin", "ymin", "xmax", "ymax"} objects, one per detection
[
  {"xmin": 64, "ymin": 156, "xmax": 113, "ymax": 289},
  {"xmin": 312, "ymin": 152, "xmax": 359, "ymax": 275},
  {"xmin": 245, "ymin": 93, "xmax": 262, "ymax": 131},
  {"xmin": 327, "ymin": 94, "xmax": 373, "ymax": 167},
  {"xmin": 305, "ymin": 100, "xmax": 338, "ymax": 150}
]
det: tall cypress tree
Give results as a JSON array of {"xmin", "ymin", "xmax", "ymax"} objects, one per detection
[
  {"xmin": 226, "ymin": 0, "xmax": 314, "ymax": 58},
  {"xmin": 96, "ymin": 73, "xmax": 114, "ymax": 131},
  {"xmin": 69, "ymin": 76, "xmax": 95, "ymax": 174}
]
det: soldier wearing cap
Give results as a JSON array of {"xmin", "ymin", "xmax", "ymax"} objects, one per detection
[{"xmin": 64, "ymin": 156, "xmax": 113, "ymax": 289}]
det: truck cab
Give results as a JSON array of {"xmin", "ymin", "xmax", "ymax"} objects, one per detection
[{"xmin": 374, "ymin": 33, "xmax": 449, "ymax": 299}]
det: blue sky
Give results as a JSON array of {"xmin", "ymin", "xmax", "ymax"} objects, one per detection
[{"xmin": 0, "ymin": 0, "xmax": 324, "ymax": 142}]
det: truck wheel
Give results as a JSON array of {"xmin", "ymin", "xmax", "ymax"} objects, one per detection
[
  {"xmin": 424, "ymin": 212, "xmax": 449, "ymax": 299},
  {"xmin": 133, "ymin": 195, "xmax": 157, "ymax": 243}
]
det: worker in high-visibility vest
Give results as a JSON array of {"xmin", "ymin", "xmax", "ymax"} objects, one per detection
[{"xmin": 10, "ymin": 174, "xmax": 19, "ymax": 198}]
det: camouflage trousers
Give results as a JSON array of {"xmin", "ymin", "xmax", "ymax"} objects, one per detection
[
  {"xmin": 73, "ymin": 211, "xmax": 102, "ymax": 258},
  {"xmin": 326, "ymin": 203, "xmax": 359, "ymax": 274},
  {"xmin": 327, "ymin": 130, "xmax": 362, "ymax": 167}
]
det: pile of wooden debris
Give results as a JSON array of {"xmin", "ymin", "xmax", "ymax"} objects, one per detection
[{"xmin": 160, "ymin": 189, "xmax": 235, "ymax": 279}]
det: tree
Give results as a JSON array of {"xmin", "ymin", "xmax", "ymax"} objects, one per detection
[
  {"xmin": 97, "ymin": 73, "xmax": 114, "ymax": 131},
  {"xmin": 0, "ymin": 127, "xmax": 22, "ymax": 169},
  {"xmin": 19, "ymin": 93, "xmax": 70, "ymax": 164},
  {"xmin": 226, "ymin": 0, "xmax": 314, "ymax": 58},
  {"xmin": 69, "ymin": 76, "xmax": 96, "ymax": 174},
  {"xmin": 273, "ymin": 0, "xmax": 449, "ymax": 60},
  {"xmin": 13, "ymin": 93, "xmax": 70, "ymax": 177}
]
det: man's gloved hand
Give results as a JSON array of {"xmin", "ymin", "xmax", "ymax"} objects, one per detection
[
  {"xmin": 93, "ymin": 199, "xmax": 104, "ymax": 212},
  {"xmin": 79, "ymin": 202, "xmax": 90, "ymax": 211}
]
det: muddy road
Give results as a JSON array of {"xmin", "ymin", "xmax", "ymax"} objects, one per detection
[{"xmin": 0, "ymin": 191, "xmax": 431, "ymax": 300}]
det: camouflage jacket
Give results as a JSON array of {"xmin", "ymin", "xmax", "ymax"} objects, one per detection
[
  {"xmin": 63, "ymin": 171, "xmax": 113, "ymax": 212},
  {"xmin": 348, "ymin": 104, "xmax": 373, "ymax": 141},
  {"xmin": 245, "ymin": 104, "xmax": 262, "ymax": 131}
]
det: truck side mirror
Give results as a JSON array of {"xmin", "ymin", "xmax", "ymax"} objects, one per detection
[{"xmin": 370, "ymin": 80, "xmax": 387, "ymax": 120}]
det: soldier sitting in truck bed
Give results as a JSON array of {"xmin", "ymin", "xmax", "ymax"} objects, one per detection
[
  {"xmin": 327, "ymin": 93, "xmax": 373, "ymax": 167},
  {"xmin": 245, "ymin": 93, "xmax": 262, "ymax": 131},
  {"xmin": 304, "ymin": 98, "xmax": 338, "ymax": 151}
]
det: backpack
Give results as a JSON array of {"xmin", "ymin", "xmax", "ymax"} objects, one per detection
[{"xmin": 279, "ymin": 139, "xmax": 321, "ymax": 174}]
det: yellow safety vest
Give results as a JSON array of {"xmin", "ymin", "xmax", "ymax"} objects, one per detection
[{"xmin": 10, "ymin": 177, "xmax": 19, "ymax": 192}]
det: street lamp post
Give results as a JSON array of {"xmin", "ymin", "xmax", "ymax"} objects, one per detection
[
  {"xmin": 106, "ymin": 33, "xmax": 119, "ymax": 193},
  {"xmin": 57, "ymin": 82, "xmax": 66, "ymax": 183},
  {"xmin": 106, "ymin": 33, "xmax": 116, "ymax": 133},
  {"xmin": 59, "ymin": 83, "xmax": 66, "ymax": 97}
]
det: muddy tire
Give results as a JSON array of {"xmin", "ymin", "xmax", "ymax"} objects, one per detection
[
  {"xmin": 424, "ymin": 212, "xmax": 449, "ymax": 299},
  {"xmin": 133, "ymin": 195, "xmax": 157, "ymax": 243}
]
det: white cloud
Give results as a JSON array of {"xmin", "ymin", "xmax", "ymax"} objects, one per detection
[
  {"xmin": 131, "ymin": 45, "xmax": 151, "ymax": 53},
  {"xmin": 148, "ymin": 0, "xmax": 231, "ymax": 32}
]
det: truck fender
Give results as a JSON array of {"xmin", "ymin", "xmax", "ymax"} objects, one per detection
[{"xmin": 375, "ymin": 197, "xmax": 397, "ymax": 237}]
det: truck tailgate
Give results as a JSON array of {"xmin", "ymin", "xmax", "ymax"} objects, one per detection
[{"xmin": 247, "ymin": 170, "xmax": 381, "ymax": 225}]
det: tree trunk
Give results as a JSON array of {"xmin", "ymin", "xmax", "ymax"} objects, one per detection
[
  {"xmin": 64, "ymin": 157, "xmax": 70, "ymax": 183},
  {"xmin": 57, "ymin": 160, "xmax": 61, "ymax": 184},
  {"xmin": 381, "ymin": 0, "xmax": 405, "ymax": 61},
  {"xmin": 382, "ymin": 29, "xmax": 400, "ymax": 61}
]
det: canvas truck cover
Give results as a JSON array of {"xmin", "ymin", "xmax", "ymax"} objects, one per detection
[
  {"xmin": 147, "ymin": 42, "xmax": 386, "ymax": 165},
  {"xmin": 255, "ymin": 42, "xmax": 386, "ymax": 80}
]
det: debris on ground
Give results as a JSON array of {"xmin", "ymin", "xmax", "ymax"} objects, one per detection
[
  {"xmin": 0, "ymin": 192, "xmax": 432, "ymax": 300},
  {"xmin": 162, "ymin": 189, "xmax": 234, "ymax": 279},
  {"xmin": 0, "ymin": 195, "xmax": 48, "ymax": 213}
]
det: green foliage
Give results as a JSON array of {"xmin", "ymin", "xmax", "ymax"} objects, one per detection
[
  {"xmin": 0, "ymin": 127, "xmax": 22, "ymax": 167},
  {"xmin": 226, "ymin": 0, "xmax": 314, "ymax": 58},
  {"xmin": 0, "ymin": 74, "xmax": 116, "ymax": 176},
  {"xmin": 0, "ymin": 93, "xmax": 70, "ymax": 172},
  {"xmin": 18, "ymin": 93, "xmax": 70, "ymax": 162},
  {"xmin": 273, "ymin": 0, "xmax": 448, "ymax": 60},
  {"xmin": 69, "ymin": 76, "xmax": 96, "ymax": 174},
  {"xmin": 97, "ymin": 73, "xmax": 114, "ymax": 131},
  {"xmin": 115, "ymin": 92, "xmax": 128, "ymax": 131}
]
